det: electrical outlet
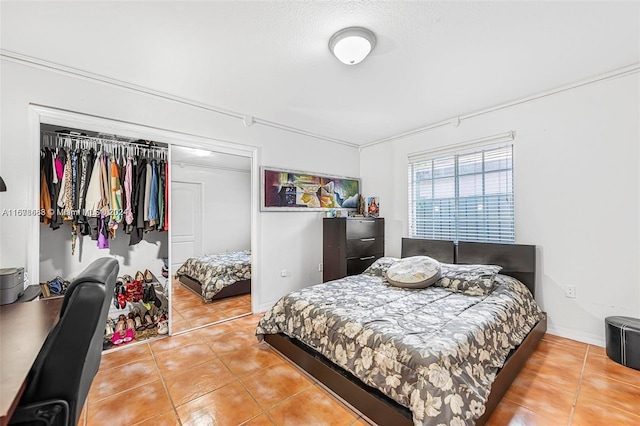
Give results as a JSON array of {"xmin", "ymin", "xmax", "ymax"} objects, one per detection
[
  {"xmin": 565, "ymin": 285, "xmax": 576, "ymax": 298},
  {"xmin": 280, "ymin": 269, "xmax": 288, "ymax": 277},
  {"xmin": 318, "ymin": 263, "xmax": 323, "ymax": 272}
]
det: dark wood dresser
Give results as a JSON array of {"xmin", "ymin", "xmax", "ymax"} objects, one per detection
[{"xmin": 323, "ymin": 217, "xmax": 385, "ymax": 282}]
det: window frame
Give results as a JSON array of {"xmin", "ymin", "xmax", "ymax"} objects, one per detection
[{"xmin": 408, "ymin": 134, "xmax": 515, "ymax": 244}]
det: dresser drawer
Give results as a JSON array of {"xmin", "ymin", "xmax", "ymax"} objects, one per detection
[
  {"xmin": 346, "ymin": 237, "xmax": 384, "ymax": 258},
  {"xmin": 346, "ymin": 219, "xmax": 384, "ymax": 239},
  {"xmin": 347, "ymin": 254, "xmax": 382, "ymax": 276}
]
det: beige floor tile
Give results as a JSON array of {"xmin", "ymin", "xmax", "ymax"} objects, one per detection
[
  {"xmin": 487, "ymin": 399, "xmax": 565, "ymax": 426},
  {"xmin": 583, "ymin": 350, "xmax": 640, "ymax": 388},
  {"xmin": 579, "ymin": 370, "xmax": 640, "ymax": 415},
  {"xmin": 89, "ymin": 358, "xmax": 160, "ymax": 403},
  {"xmin": 241, "ymin": 414, "xmax": 276, "ymax": 425},
  {"xmin": 100, "ymin": 342, "xmax": 152, "ymax": 371},
  {"xmin": 519, "ymin": 350, "xmax": 583, "ymax": 391},
  {"xmin": 220, "ymin": 343, "xmax": 283, "ymax": 377},
  {"xmin": 208, "ymin": 328, "xmax": 260, "ymax": 355},
  {"xmin": 572, "ymin": 393, "xmax": 640, "ymax": 425},
  {"xmin": 176, "ymin": 380, "xmax": 262, "ymax": 426},
  {"xmin": 501, "ymin": 367, "xmax": 575, "ymax": 424},
  {"xmin": 240, "ymin": 361, "xmax": 313, "ymax": 409},
  {"xmin": 154, "ymin": 342, "xmax": 217, "ymax": 376},
  {"xmin": 133, "ymin": 410, "xmax": 181, "ymax": 426},
  {"xmin": 164, "ymin": 358, "xmax": 235, "ymax": 407},
  {"xmin": 196, "ymin": 320, "xmax": 237, "ymax": 340},
  {"xmin": 268, "ymin": 385, "xmax": 358, "ymax": 426},
  {"xmin": 149, "ymin": 330, "xmax": 203, "ymax": 354},
  {"xmin": 87, "ymin": 380, "xmax": 172, "ymax": 426}
]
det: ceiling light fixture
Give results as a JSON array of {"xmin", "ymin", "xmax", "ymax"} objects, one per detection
[
  {"xmin": 329, "ymin": 27, "xmax": 376, "ymax": 65},
  {"xmin": 189, "ymin": 148, "xmax": 212, "ymax": 157}
]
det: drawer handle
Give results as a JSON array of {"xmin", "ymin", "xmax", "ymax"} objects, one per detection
[
  {"xmin": 360, "ymin": 238, "xmax": 375, "ymax": 242},
  {"xmin": 359, "ymin": 220, "xmax": 375, "ymax": 223},
  {"xmin": 360, "ymin": 256, "xmax": 376, "ymax": 261}
]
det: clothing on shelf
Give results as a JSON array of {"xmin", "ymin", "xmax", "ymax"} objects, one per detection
[{"xmin": 40, "ymin": 132, "xmax": 169, "ymax": 252}]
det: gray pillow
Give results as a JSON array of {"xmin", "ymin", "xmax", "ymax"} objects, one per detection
[
  {"xmin": 385, "ymin": 256, "xmax": 441, "ymax": 289},
  {"xmin": 436, "ymin": 263, "xmax": 503, "ymax": 295},
  {"xmin": 362, "ymin": 257, "xmax": 399, "ymax": 277}
]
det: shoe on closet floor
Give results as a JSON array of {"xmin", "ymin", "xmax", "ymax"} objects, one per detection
[{"xmin": 157, "ymin": 321, "xmax": 168, "ymax": 335}]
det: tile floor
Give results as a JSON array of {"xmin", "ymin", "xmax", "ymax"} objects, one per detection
[
  {"xmin": 171, "ymin": 279, "xmax": 252, "ymax": 333},
  {"xmin": 82, "ymin": 314, "xmax": 640, "ymax": 426}
]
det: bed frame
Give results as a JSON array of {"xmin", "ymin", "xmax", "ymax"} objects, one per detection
[
  {"xmin": 264, "ymin": 238, "xmax": 546, "ymax": 425},
  {"xmin": 178, "ymin": 275, "xmax": 251, "ymax": 302}
]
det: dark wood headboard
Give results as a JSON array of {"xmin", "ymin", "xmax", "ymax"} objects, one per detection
[
  {"xmin": 401, "ymin": 238, "xmax": 455, "ymax": 263},
  {"xmin": 401, "ymin": 238, "xmax": 537, "ymax": 297}
]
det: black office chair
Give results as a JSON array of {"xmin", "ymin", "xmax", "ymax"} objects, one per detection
[{"xmin": 9, "ymin": 258, "xmax": 119, "ymax": 426}]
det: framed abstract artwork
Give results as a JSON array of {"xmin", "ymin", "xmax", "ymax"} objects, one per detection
[{"xmin": 261, "ymin": 167, "xmax": 360, "ymax": 211}]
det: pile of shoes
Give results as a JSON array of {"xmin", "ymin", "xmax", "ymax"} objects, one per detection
[
  {"xmin": 113, "ymin": 269, "xmax": 159, "ymax": 309},
  {"xmin": 103, "ymin": 302, "xmax": 169, "ymax": 350},
  {"xmin": 103, "ymin": 267, "xmax": 170, "ymax": 350}
]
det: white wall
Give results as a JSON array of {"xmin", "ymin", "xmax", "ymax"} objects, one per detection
[
  {"xmin": 171, "ymin": 162, "xmax": 251, "ymax": 255},
  {"xmin": 39, "ymin": 226, "xmax": 167, "ymax": 284},
  {"xmin": 0, "ymin": 59, "xmax": 360, "ymax": 313},
  {"xmin": 361, "ymin": 73, "xmax": 640, "ymax": 346}
]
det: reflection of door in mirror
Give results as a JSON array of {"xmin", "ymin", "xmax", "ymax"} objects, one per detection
[{"xmin": 170, "ymin": 146, "xmax": 252, "ymax": 333}]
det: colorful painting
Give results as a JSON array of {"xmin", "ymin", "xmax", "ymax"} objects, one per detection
[{"xmin": 262, "ymin": 167, "xmax": 360, "ymax": 211}]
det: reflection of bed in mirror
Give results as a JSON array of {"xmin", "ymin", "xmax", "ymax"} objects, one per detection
[
  {"xmin": 175, "ymin": 250, "xmax": 251, "ymax": 302},
  {"xmin": 258, "ymin": 238, "xmax": 546, "ymax": 426}
]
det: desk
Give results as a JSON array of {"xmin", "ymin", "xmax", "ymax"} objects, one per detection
[{"xmin": 0, "ymin": 297, "xmax": 62, "ymax": 426}]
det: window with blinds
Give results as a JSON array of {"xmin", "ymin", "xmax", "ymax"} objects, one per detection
[{"xmin": 408, "ymin": 144, "xmax": 514, "ymax": 243}]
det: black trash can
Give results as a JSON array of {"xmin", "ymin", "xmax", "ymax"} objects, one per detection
[{"xmin": 605, "ymin": 316, "xmax": 640, "ymax": 371}]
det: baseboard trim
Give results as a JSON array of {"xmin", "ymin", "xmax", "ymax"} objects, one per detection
[{"xmin": 546, "ymin": 324, "xmax": 605, "ymax": 347}]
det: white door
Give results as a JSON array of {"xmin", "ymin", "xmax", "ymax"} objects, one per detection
[{"xmin": 171, "ymin": 181, "xmax": 203, "ymax": 271}]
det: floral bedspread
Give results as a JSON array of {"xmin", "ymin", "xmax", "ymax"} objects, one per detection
[
  {"xmin": 256, "ymin": 274, "xmax": 542, "ymax": 426},
  {"xmin": 175, "ymin": 250, "xmax": 251, "ymax": 301}
]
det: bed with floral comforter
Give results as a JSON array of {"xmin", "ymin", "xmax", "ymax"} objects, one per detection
[
  {"xmin": 175, "ymin": 250, "xmax": 251, "ymax": 301},
  {"xmin": 256, "ymin": 271, "xmax": 542, "ymax": 426}
]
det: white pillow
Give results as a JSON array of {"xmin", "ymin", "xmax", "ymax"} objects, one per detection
[{"xmin": 385, "ymin": 256, "xmax": 441, "ymax": 289}]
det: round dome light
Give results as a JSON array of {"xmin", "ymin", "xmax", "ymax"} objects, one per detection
[{"xmin": 329, "ymin": 27, "xmax": 376, "ymax": 65}]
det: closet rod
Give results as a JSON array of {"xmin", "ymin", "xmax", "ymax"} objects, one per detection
[{"xmin": 40, "ymin": 130, "xmax": 168, "ymax": 152}]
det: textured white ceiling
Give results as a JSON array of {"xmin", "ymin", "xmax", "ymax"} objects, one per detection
[{"xmin": 2, "ymin": 1, "xmax": 638, "ymax": 145}]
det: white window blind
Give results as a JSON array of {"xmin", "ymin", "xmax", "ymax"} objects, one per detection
[{"xmin": 408, "ymin": 143, "xmax": 514, "ymax": 243}]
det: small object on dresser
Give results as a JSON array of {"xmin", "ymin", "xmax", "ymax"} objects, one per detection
[{"xmin": 367, "ymin": 196, "xmax": 379, "ymax": 218}]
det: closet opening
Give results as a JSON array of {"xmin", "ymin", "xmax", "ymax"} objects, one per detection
[
  {"xmin": 39, "ymin": 124, "xmax": 170, "ymax": 349},
  {"xmin": 28, "ymin": 104, "xmax": 260, "ymax": 351}
]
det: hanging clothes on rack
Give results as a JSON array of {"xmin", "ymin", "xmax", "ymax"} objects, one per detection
[
  {"xmin": 124, "ymin": 157, "xmax": 134, "ymax": 226},
  {"xmin": 164, "ymin": 160, "xmax": 169, "ymax": 231},
  {"xmin": 110, "ymin": 157, "xmax": 123, "ymax": 235},
  {"xmin": 148, "ymin": 160, "xmax": 159, "ymax": 228},
  {"xmin": 39, "ymin": 149, "xmax": 53, "ymax": 225},
  {"xmin": 130, "ymin": 156, "xmax": 147, "ymax": 246},
  {"xmin": 39, "ymin": 131, "xmax": 169, "ymax": 253},
  {"xmin": 157, "ymin": 159, "xmax": 165, "ymax": 231}
]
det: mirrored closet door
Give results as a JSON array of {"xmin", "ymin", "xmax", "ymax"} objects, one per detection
[{"xmin": 170, "ymin": 146, "xmax": 252, "ymax": 333}]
